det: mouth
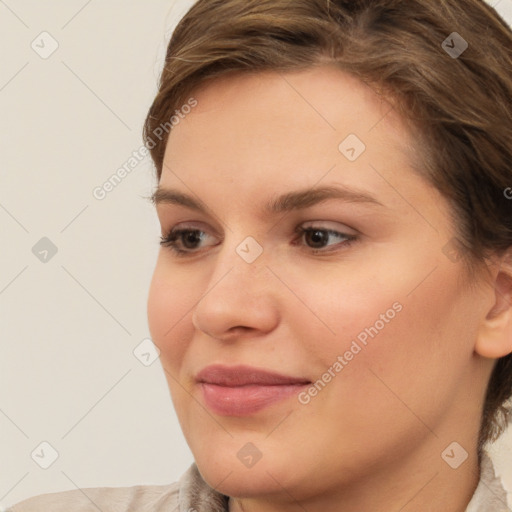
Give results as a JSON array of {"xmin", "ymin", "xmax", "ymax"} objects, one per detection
[{"xmin": 196, "ymin": 364, "xmax": 311, "ymax": 416}]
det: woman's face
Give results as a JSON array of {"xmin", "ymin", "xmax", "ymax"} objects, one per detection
[{"xmin": 147, "ymin": 66, "xmax": 492, "ymax": 502}]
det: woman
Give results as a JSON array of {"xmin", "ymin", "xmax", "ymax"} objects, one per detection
[{"xmin": 9, "ymin": 0, "xmax": 512, "ymax": 510}]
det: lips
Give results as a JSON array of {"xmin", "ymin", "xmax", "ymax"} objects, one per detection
[
  {"xmin": 196, "ymin": 364, "xmax": 311, "ymax": 386},
  {"xmin": 196, "ymin": 364, "xmax": 311, "ymax": 416}
]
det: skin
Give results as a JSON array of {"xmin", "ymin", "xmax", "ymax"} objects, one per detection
[{"xmin": 147, "ymin": 65, "xmax": 512, "ymax": 512}]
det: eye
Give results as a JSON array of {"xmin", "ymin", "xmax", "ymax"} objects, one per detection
[
  {"xmin": 159, "ymin": 223, "xmax": 358, "ymax": 257},
  {"xmin": 160, "ymin": 227, "xmax": 219, "ymax": 256},
  {"xmin": 293, "ymin": 225, "xmax": 357, "ymax": 253}
]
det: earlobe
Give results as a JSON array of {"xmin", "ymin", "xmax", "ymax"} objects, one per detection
[{"xmin": 475, "ymin": 255, "xmax": 512, "ymax": 359}]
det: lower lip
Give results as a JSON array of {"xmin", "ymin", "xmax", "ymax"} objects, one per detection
[{"xmin": 199, "ymin": 382, "xmax": 309, "ymax": 416}]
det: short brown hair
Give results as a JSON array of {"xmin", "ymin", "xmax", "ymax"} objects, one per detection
[{"xmin": 143, "ymin": 0, "xmax": 512, "ymax": 448}]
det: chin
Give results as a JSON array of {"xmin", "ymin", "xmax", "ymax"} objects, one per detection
[{"xmin": 194, "ymin": 448, "xmax": 295, "ymax": 498}]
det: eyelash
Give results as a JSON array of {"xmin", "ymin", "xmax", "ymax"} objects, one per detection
[{"xmin": 159, "ymin": 225, "xmax": 357, "ymax": 257}]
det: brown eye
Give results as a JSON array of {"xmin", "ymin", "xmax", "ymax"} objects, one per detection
[
  {"xmin": 180, "ymin": 230, "xmax": 204, "ymax": 249},
  {"xmin": 295, "ymin": 226, "xmax": 356, "ymax": 252},
  {"xmin": 304, "ymin": 229, "xmax": 331, "ymax": 249},
  {"xmin": 160, "ymin": 228, "xmax": 218, "ymax": 256}
]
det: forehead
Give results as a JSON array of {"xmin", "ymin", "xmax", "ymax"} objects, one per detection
[
  {"xmin": 164, "ymin": 65, "xmax": 414, "ymax": 169},
  {"xmin": 159, "ymin": 66, "xmax": 429, "ymax": 216},
  {"xmin": 182, "ymin": 66, "xmax": 406, "ymax": 135}
]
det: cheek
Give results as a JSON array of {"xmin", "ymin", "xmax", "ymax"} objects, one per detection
[
  {"xmin": 293, "ymin": 248, "xmax": 471, "ymax": 384},
  {"xmin": 147, "ymin": 259, "xmax": 197, "ymax": 368},
  {"xmin": 284, "ymin": 264, "xmax": 406, "ymax": 363},
  {"xmin": 314, "ymin": 265, "xmax": 476, "ymax": 438}
]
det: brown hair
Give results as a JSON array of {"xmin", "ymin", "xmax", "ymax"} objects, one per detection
[{"xmin": 143, "ymin": 0, "xmax": 512, "ymax": 448}]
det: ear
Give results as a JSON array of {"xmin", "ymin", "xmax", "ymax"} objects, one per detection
[{"xmin": 475, "ymin": 251, "xmax": 512, "ymax": 359}]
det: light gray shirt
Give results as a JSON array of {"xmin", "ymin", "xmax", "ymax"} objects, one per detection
[{"xmin": 7, "ymin": 453, "xmax": 510, "ymax": 511}]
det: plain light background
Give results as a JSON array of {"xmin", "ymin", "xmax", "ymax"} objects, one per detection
[{"xmin": 1, "ymin": 0, "xmax": 512, "ymax": 509}]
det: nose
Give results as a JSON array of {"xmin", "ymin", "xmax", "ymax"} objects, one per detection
[{"xmin": 191, "ymin": 242, "xmax": 280, "ymax": 341}]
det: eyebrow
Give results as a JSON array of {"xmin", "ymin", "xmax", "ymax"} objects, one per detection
[{"xmin": 150, "ymin": 185, "xmax": 383, "ymax": 215}]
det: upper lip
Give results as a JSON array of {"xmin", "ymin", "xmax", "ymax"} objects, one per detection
[{"xmin": 196, "ymin": 365, "xmax": 311, "ymax": 386}]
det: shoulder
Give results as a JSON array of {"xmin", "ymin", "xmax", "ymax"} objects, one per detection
[
  {"xmin": 6, "ymin": 480, "xmax": 180, "ymax": 512},
  {"xmin": 465, "ymin": 452, "xmax": 510, "ymax": 512}
]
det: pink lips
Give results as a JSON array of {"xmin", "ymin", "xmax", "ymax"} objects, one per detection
[{"xmin": 196, "ymin": 364, "xmax": 311, "ymax": 416}]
